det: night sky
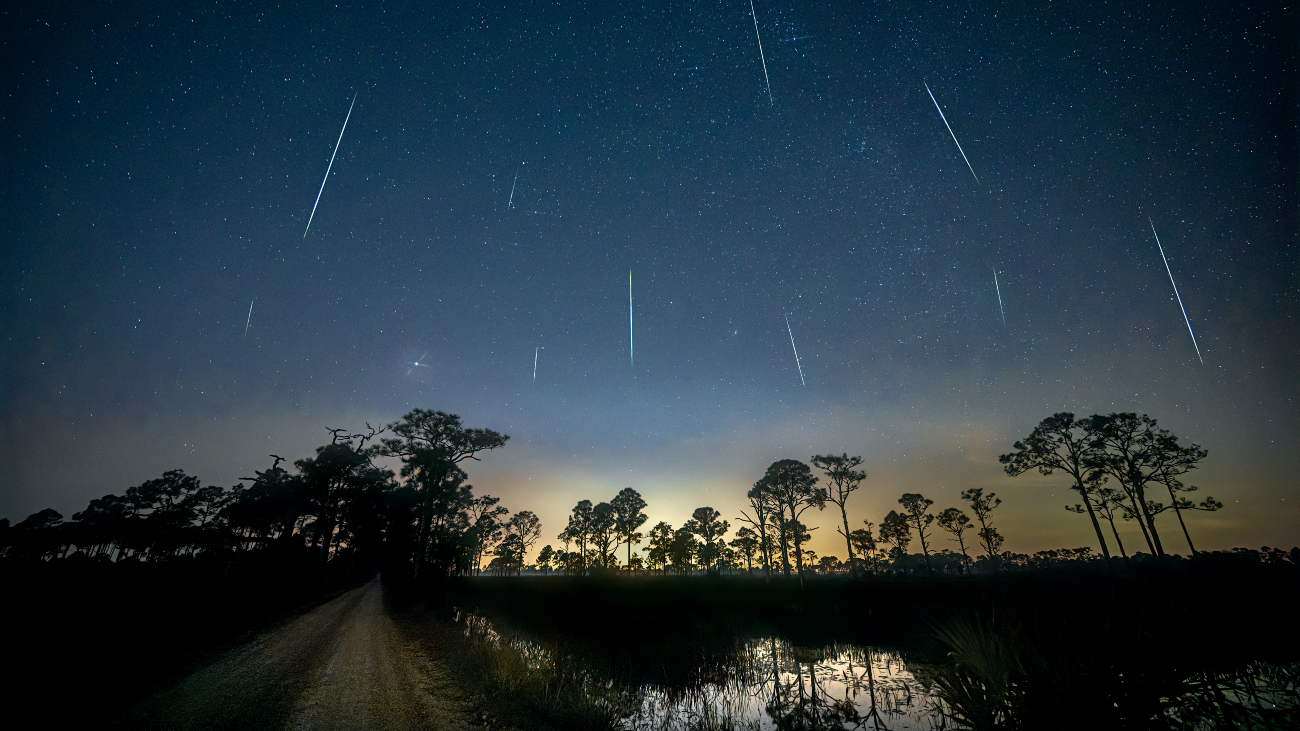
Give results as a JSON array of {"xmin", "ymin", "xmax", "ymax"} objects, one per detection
[{"xmin": 2, "ymin": 1, "xmax": 1295, "ymax": 558}]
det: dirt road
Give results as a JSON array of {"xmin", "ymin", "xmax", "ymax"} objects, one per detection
[{"xmin": 118, "ymin": 578, "xmax": 476, "ymax": 731}]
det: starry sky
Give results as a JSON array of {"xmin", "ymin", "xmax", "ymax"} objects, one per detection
[{"xmin": 2, "ymin": 0, "xmax": 1295, "ymax": 558}]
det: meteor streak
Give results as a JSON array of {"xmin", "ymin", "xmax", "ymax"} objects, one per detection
[
  {"xmin": 628, "ymin": 270, "xmax": 634, "ymax": 368},
  {"xmin": 244, "ymin": 300, "xmax": 254, "ymax": 340},
  {"xmin": 506, "ymin": 163, "xmax": 522, "ymax": 210},
  {"xmin": 533, "ymin": 346, "xmax": 543, "ymax": 384},
  {"xmin": 993, "ymin": 268, "xmax": 1006, "ymax": 327},
  {"xmin": 924, "ymin": 83, "xmax": 979, "ymax": 184},
  {"xmin": 303, "ymin": 92, "xmax": 357, "ymax": 238},
  {"xmin": 1150, "ymin": 219, "xmax": 1204, "ymax": 363},
  {"xmin": 784, "ymin": 313, "xmax": 805, "ymax": 387},
  {"xmin": 748, "ymin": 0, "xmax": 773, "ymax": 104}
]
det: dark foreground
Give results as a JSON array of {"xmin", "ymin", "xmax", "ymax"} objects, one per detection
[
  {"xmin": 118, "ymin": 579, "xmax": 472, "ymax": 731},
  {"xmin": 409, "ymin": 562, "xmax": 1300, "ymax": 730},
  {"xmin": 4, "ymin": 556, "xmax": 1298, "ymax": 729}
]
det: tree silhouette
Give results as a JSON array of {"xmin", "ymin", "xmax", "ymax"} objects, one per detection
[
  {"xmin": 1086, "ymin": 413, "xmax": 1207, "ymax": 558},
  {"xmin": 644, "ymin": 521, "xmax": 674, "ymax": 575},
  {"xmin": 503, "ymin": 510, "xmax": 541, "ymax": 574},
  {"xmin": 589, "ymin": 502, "xmax": 619, "ymax": 568},
  {"xmin": 757, "ymin": 460, "xmax": 826, "ymax": 588},
  {"xmin": 685, "ymin": 507, "xmax": 730, "ymax": 573},
  {"xmin": 730, "ymin": 527, "xmax": 761, "ymax": 571},
  {"xmin": 9, "ymin": 508, "xmax": 65, "ymax": 560},
  {"xmin": 611, "ymin": 488, "xmax": 648, "ymax": 571},
  {"xmin": 378, "ymin": 410, "xmax": 508, "ymax": 576},
  {"xmin": 849, "ymin": 523, "xmax": 879, "ymax": 574},
  {"xmin": 466, "ymin": 495, "xmax": 508, "ymax": 575},
  {"xmin": 560, "ymin": 500, "xmax": 594, "ymax": 571},
  {"xmin": 898, "ymin": 493, "xmax": 936, "ymax": 574},
  {"xmin": 71, "ymin": 494, "xmax": 134, "ymax": 559},
  {"xmin": 233, "ymin": 455, "xmax": 308, "ymax": 551},
  {"xmin": 1000, "ymin": 413, "xmax": 1112, "ymax": 563},
  {"xmin": 878, "ymin": 511, "xmax": 911, "ymax": 568},
  {"xmin": 669, "ymin": 525, "xmax": 699, "ymax": 573},
  {"xmin": 961, "ymin": 488, "xmax": 1004, "ymax": 568},
  {"xmin": 1156, "ymin": 475, "xmax": 1223, "ymax": 555},
  {"xmin": 810, "ymin": 454, "xmax": 867, "ymax": 577},
  {"xmin": 1068, "ymin": 476, "xmax": 1130, "ymax": 558},
  {"xmin": 937, "ymin": 507, "xmax": 974, "ymax": 575},
  {"xmin": 737, "ymin": 480, "xmax": 776, "ymax": 579},
  {"xmin": 296, "ymin": 433, "xmax": 393, "ymax": 563},
  {"xmin": 535, "ymin": 544, "xmax": 555, "ymax": 575}
]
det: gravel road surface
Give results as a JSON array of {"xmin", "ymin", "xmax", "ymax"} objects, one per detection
[{"xmin": 118, "ymin": 578, "xmax": 476, "ymax": 731}]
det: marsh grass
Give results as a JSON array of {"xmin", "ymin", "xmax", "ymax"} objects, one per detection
[
  {"xmin": 392, "ymin": 600, "xmax": 635, "ymax": 731},
  {"xmin": 391, "ymin": 568, "xmax": 1298, "ymax": 730}
]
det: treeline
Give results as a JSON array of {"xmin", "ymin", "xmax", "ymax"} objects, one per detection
[
  {"xmin": 0, "ymin": 409, "xmax": 536, "ymax": 578},
  {"xmin": 4, "ymin": 409, "xmax": 1292, "ymax": 580},
  {"xmin": 528, "ymin": 411, "xmax": 1291, "ymax": 579}
]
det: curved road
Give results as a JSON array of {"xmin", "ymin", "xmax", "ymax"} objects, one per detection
[{"xmin": 119, "ymin": 579, "xmax": 475, "ymax": 731}]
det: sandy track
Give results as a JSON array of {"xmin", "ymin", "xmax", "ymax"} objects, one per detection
[{"xmin": 119, "ymin": 578, "xmax": 475, "ymax": 731}]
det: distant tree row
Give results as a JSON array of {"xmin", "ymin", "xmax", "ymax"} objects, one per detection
[
  {"xmin": 526, "ymin": 411, "xmax": 1233, "ymax": 580},
  {"xmin": 0, "ymin": 409, "xmax": 1248, "ymax": 580},
  {"xmin": 0, "ymin": 409, "xmax": 535, "ymax": 578}
]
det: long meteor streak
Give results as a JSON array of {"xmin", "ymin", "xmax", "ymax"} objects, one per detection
[
  {"xmin": 784, "ymin": 313, "xmax": 805, "ymax": 386},
  {"xmin": 507, "ymin": 171, "xmax": 519, "ymax": 210},
  {"xmin": 748, "ymin": 0, "xmax": 773, "ymax": 104},
  {"xmin": 924, "ymin": 83, "xmax": 979, "ymax": 184},
  {"xmin": 1150, "ymin": 219, "xmax": 1203, "ymax": 363},
  {"xmin": 533, "ymin": 346, "xmax": 541, "ymax": 384},
  {"xmin": 993, "ymin": 268, "xmax": 1006, "ymax": 327},
  {"xmin": 629, "ymin": 271, "xmax": 634, "ymax": 368},
  {"xmin": 303, "ymin": 92, "xmax": 357, "ymax": 238},
  {"xmin": 244, "ymin": 300, "xmax": 254, "ymax": 340}
]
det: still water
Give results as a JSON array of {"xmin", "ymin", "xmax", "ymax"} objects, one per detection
[
  {"xmin": 458, "ymin": 611, "xmax": 1297, "ymax": 729},
  {"xmin": 621, "ymin": 639, "xmax": 944, "ymax": 730}
]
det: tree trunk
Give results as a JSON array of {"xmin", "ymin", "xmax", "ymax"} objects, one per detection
[
  {"xmin": 792, "ymin": 526, "xmax": 805, "ymax": 591},
  {"xmin": 1104, "ymin": 516, "xmax": 1128, "ymax": 558},
  {"xmin": 1072, "ymin": 480, "xmax": 1112, "ymax": 562},
  {"xmin": 413, "ymin": 488, "xmax": 433, "ymax": 578},
  {"xmin": 777, "ymin": 519, "xmax": 791, "ymax": 578},
  {"xmin": 1122, "ymin": 486, "xmax": 1157, "ymax": 554},
  {"xmin": 757, "ymin": 521, "xmax": 771, "ymax": 580},
  {"xmin": 1132, "ymin": 481, "xmax": 1165, "ymax": 556},
  {"xmin": 1163, "ymin": 482, "xmax": 1197, "ymax": 555},
  {"xmin": 837, "ymin": 505, "xmax": 855, "ymax": 577}
]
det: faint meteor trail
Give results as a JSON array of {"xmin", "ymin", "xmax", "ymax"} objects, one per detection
[
  {"xmin": 303, "ymin": 92, "xmax": 357, "ymax": 238},
  {"xmin": 1150, "ymin": 219, "xmax": 1204, "ymax": 363},
  {"xmin": 532, "ymin": 346, "xmax": 543, "ymax": 384},
  {"xmin": 748, "ymin": 0, "xmax": 773, "ymax": 104},
  {"xmin": 993, "ymin": 268, "xmax": 1006, "ymax": 327},
  {"xmin": 924, "ymin": 83, "xmax": 979, "ymax": 184},
  {"xmin": 628, "ymin": 270, "xmax": 634, "ymax": 368},
  {"xmin": 506, "ymin": 163, "xmax": 522, "ymax": 210},
  {"xmin": 244, "ymin": 300, "xmax": 254, "ymax": 340},
  {"xmin": 784, "ymin": 313, "xmax": 805, "ymax": 386}
]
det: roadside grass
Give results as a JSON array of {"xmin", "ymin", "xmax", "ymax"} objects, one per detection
[{"xmin": 392, "ymin": 599, "xmax": 631, "ymax": 731}]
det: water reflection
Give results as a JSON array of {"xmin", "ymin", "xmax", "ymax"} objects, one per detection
[
  {"xmin": 454, "ymin": 610, "xmax": 1297, "ymax": 730},
  {"xmin": 623, "ymin": 639, "xmax": 946, "ymax": 730}
]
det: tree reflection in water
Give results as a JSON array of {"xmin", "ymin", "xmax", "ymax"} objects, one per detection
[
  {"xmin": 454, "ymin": 610, "xmax": 1297, "ymax": 730},
  {"xmin": 622, "ymin": 638, "xmax": 946, "ymax": 730}
]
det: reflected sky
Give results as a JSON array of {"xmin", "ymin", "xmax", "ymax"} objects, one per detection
[{"xmin": 626, "ymin": 639, "xmax": 944, "ymax": 730}]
